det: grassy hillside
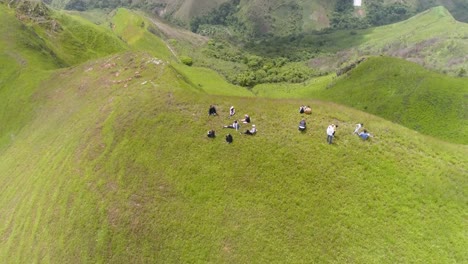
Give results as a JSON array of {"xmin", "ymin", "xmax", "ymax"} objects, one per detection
[
  {"xmin": 35, "ymin": 10, "xmax": 127, "ymax": 65},
  {"xmin": 318, "ymin": 57, "xmax": 468, "ymax": 145},
  {"xmin": 303, "ymin": 6, "xmax": 468, "ymax": 76},
  {"xmin": 0, "ymin": 2, "xmax": 467, "ymax": 263},
  {"xmin": 0, "ymin": 4, "xmax": 60, "ymax": 148},
  {"xmin": 0, "ymin": 51, "xmax": 466, "ymax": 262},
  {"xmin": 254, "ymin": 56, "xmax": 468, "ymax": 144}
]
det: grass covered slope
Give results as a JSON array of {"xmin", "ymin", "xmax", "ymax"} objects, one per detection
[
  {"xmin": 0, "ymin": 5, "xmax": 61, "ymax": 148},
  {"xmin": 254, "ymin": 56, "xmax": 468, "ymax": 144},
  {"xmin": 0, "ymin": 52, "xmax": 466, "ymax": 262},
  {"xmin": 7, "ymin": 0, "xmax": 127, "ymax": 66},
  {"xmin": 318, "ymin": 57, "xmax": 468, "ymax": 144},
  {"xmin": 306, "ymin": 6, "xmax": 468, "ymax": 76},
  {"xmin": 359, "ymin": 6, "xmax": 468, "ymax": 74}
]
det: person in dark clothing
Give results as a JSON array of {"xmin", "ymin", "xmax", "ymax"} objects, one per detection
[
  {"xmin": 208, "ymin": 105, "xmax": 217, "ymax": 116},
  {"xmin": 299, "ymin": 105, "xmax": 305, "ymax": 114},
  {"xmin": 298, "ymin": 119, "xmax": 306, "ymax": 131},
  {"xmin": 225, "ymin": 134, "xmax": 233, "ymax": 144},
  {"xmin": 241, "ymin": 114, "xmax": 251, "ymax": 124},
  {"xmin": 207, "ymin": 130, "xmax": 216, "ymax": 138}
]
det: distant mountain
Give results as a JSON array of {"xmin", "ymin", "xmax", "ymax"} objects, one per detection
[{"xmin": 39, "ymin": 0, "xmax": 468, "ymax": 38}]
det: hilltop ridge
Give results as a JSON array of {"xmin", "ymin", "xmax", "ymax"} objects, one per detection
[
  {"xmin": 0, "ymin": 49, "xmax": 466, "ymax": 262},
  {"xmin": 0, "ymin": 0, "xmax": 467, "ymax": 262}
]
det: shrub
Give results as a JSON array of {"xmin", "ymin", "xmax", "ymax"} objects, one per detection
[{"xmin": 180, "ymin": 56, "xmax": 193, "ymax": 66}]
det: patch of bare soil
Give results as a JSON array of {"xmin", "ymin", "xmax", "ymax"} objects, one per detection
[
  {"xmin": 149, "ymin": 17, "xmax": 208, "ymax": 47},
  {"xmin": 151, "ymin": 18, "xmax": 208, "ymax": 46}
]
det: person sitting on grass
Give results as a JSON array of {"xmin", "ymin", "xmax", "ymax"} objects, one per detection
[
  {"xmin": 241, "ymin": 114, "xmax": 251, "ymax": 124},
  {"xmin": 304, "ymin": 106, "xmax": 312, "ymax": 115},
  {"xmin": 298, "ymin": 119, "xmax": 306, "ymax": 131},
  {"xmin": 229, "ymin": 106, "xmax": 235, "ymax": 117},
  {"xmin": 299, "ymin": 105, "xmax": 305, "ymax": 114},
  {"xmin": 358, "ymin": 129, "xmax": 372, "ymax": 140},
  {"xmin": 225, "ymin": 134, "xmax": 233, "ymax": 144},
  {"xmin": 208, "ymin": 105, "xmax": 217, "ymax": 116},
  {"xmin": 354, "ymin": 123, "xmax": 363, "ymax": 134},
  {"xmin": 244, "ymin": 124, "xmax": 257, "ymax": 135},
  {"xmin": 207, "ymin": 130, "xmax": 216, "ymax": 138},
  {"xmin": 223, "ymin": 120, "xmax": 240, "ymax": 131}
]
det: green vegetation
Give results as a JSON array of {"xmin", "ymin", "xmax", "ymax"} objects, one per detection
[
  {"xmin": 0, "ymin": 5, "xmax": 60, "ymax": 148},
  {"xmin": 0, "ymin": 2, "xmax": 467, "ymax": 263},
  {"xmin": 331, "ymin": 1, "xmax": 415, "ymax": 29},
  {"xmin": 179, "ymin": 55, "xmax": 193, "ymax": 66},
  {"xmin": 111, "ymin": 8, "xmax": 173, "ymax": 60},
  {"xmin": 253, "ymin": 57, "xmax": 468, "ymax": 144},
  {"xmin": 245, "ymin": 6, "xmax": 468, "ymax": 77},
  {"xmin": 0, "ymin": 51, "xmax": 466, "ymax": 262}
]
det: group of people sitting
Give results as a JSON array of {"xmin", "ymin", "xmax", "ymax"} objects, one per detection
[
  {"xmin": 209, "ymin": 104, "xmax": 373, "ymax": 144},
  {"xmin": 207, "ymin": 105, "xmax": 257, "ymax": 143},
  {"xmin": 299, "ymin": 105, "xmax": 312, "ymax": 115},
  {"xmin": 298, "ymin": 105, "xmax": 373, "ymax": 144}
]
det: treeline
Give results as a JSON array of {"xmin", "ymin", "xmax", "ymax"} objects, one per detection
[
  {"xmin": 62, "ymin": 0, "xmax": 166, "ymax": 12},
  {"xmin": 189, "ymin": 0, "xmax": 245, "ymax": 34},
  {"xmin": 331, "ymin": 1, "xmax": 414, "ymax": 29}
]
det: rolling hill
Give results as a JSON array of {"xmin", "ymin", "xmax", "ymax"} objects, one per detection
[
  {"xmin": 254, "ymin": 56, "xmax": 468, "ymax": 144},
  {"xmin": 0, "ymin": 2, "xmax": 467, "ymax": 263}
]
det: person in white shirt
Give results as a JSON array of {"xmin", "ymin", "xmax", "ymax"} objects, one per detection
[
  {"xmin": 244, "ymin": 124, "xmax": 257, "ymax": 135},
  {"xmin": 224, "ymin": 120, "xmax": 240, "ymax": 131},
  {"xmin": 354, "ymin": 123, "xmax": 363, "ymax": 134},
  {"xmin": 327, "ymin": 124, "xmax": 335, "ymax": 144}
]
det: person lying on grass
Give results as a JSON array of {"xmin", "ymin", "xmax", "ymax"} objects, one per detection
[
  {"xmin": 224, "ymin": 120, "xmax": 240, "ymax": 131},
  {"xmin": 358, "ymin": 129, "xmax": 373, "ymax": 140}
]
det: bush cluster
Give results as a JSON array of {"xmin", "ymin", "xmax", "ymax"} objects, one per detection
[
  {"xmin": 202, "ymin": 40, "xmax": 314, "ymax": 87},
  {"xmin": 331, "ymin": 1, "xmax": 414, "ymax": 30}
]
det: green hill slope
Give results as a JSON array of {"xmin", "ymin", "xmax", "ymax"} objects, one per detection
[
  {"xmin": 305, "ymin": 6, "xmax": 468, "ymax": 76},
  {"xmin": 0, "ymin": 2, "xmax": 467, "ymax": 263},
  {"xmin": 318, "ymin": 57, "xmax": 468, "ymax": 144},
  {"xmin": 0, "ymin": 51, "xmax": 467, "ymax": 263},
  {"xmin": 254, "ymin": 56, "xmax": 468, "ymax": 144},
  {"xmin": 0, "ymin": 4, "xmax": 60, "ymax": 148},
  {"xmin": 3, "ymin": 0, "xmax": 127, "ymax": 66}
]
